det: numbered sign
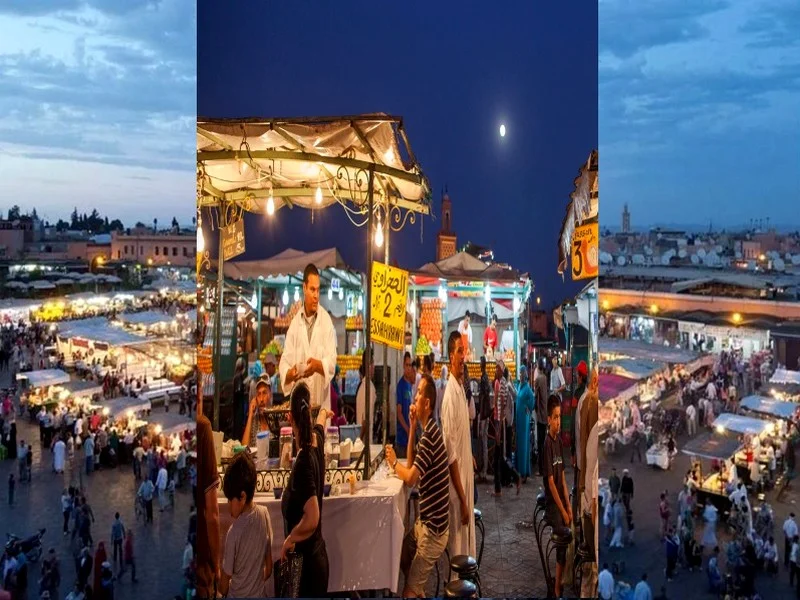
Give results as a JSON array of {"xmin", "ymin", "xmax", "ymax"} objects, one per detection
[
  {"xmin": 571, "ymin": 222, "xmax": 598, "ymax": 280},
  {"xmin": 221, "ymin": 219, "xmax": 246, "ymax": 261},
  {"xmin": 370, "ymin": 262, "xmax": 409, "ymax": 350}
]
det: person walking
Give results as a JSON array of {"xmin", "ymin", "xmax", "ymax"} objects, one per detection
[
  {"xmin": 84, "ymin": 434, "xmax": 95, "ymax": 476},
  {"xmin": 785, "ymin": 513, "xmax": 798, "ymax": 568},
  {"xmin": 61, "ymin": 489, "xmax": 72, "ymax": 536},
  {"xmin": 609, "ymin": 467, "xmax": 621, "ymax": 499},
  {"xmin": 659, "ymin": 492, "xmax": 671, "ymax": 538},
  {"xmin": 137, "ymin": 478, "xmax": 155, "ymax": 524},
  {"xmin": 634, "ymin": 573, "xmax": 652, "ymax": 600},
  {"xmin": 514, "ymin": 365, "xmax": 535, "ymax": 482},
  {"xmin": 122, "ymin": 529, "xmax": 137, "ymax": 583},
  {"xmin": 621, "ymin": 469, "xmax": 634, "ymax": 514},
  {"xmin": 665, "ymin": 527, "xmax": 679, "ymax": 581},
  {"xmin": 156, "ymin": 464, "xmax": 168, "ymax": 512},
  {"xmin": 476, "ymin": 356, "xmax": 492, "ymax": 483},
  {"xmin": 110, "ymin": 513, "xmax": 125, "ymax": 573}
]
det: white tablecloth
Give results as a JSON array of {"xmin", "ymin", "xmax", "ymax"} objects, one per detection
[
  {"xmin": 646, "ymin": 445, "xmax": 670, "ymax": 469},
  {"xmin": 219, "ymin": 473, "xmax": 408, "ymax": 593}
]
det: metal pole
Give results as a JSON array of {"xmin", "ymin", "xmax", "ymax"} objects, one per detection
[
  {"xmin": 256, "ymin": 283, "xmax": 263, "ymax": 355},
  {"xmin": 213, "ymin": 206, "xmax": 225, "ymax": 431},
  {"xmin": 382, "ymin": 202, "xmax": 390, "ymax": 448},
  {"xmin": 364, "ymin": 166, "xmax": 375, "ymax": 481}
]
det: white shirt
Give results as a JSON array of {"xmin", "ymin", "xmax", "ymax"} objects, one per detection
[
  {"xmin": 784, "ymin": 517, "xmax": 798, "ymax": 539},
  {"xmin": 356, "ymin": 378, "xmax": 376, "ymax": 443},
  {"xmin": 457, "ymin": 319, "xmax": 473, "ymax": 346},
  {"xmin": 634, "ymin": 580, "xmax": 652, "ymax": 600},
  {"xmin": 598, "ymin": 568, "xmax": 614, "ymax": 600},
  {"xmin": 686, "ymin": 404, "xmax": 696, "ymax": 421},
  {"xmin": 182, "ymin": 542, "xmax": 194, "ymax": 570},
  {"xmin": 156, "ymin": 467, "xmax": 168, "ymax": 490},
  {"xmin": 550, "ymin": 367, "xmax": 565, "ymax": 394},
  {"xmin": 729, "ymin": 486, "xmax": 746, "ymax": 505},
  {"xmin": 706, "ymin": 382, "xmax": 717, "ymax": 400},
  {"xmin": 279, "ymin": 304, "xmax": 337, "ymax": 410},
  {"xmin": 792, "ymin": 542, "xmax": 799, "ymax": 564}
]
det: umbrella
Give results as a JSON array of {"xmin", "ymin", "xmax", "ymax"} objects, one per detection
[
  {"xmin": 31, "ymin": 280, "xmax": 56, "ymax": 290},
  {"xmin": 54, "ymin": 279, "xmax": 74, "ymax": 286},
  {"xmin": 105, "ymin": 276, "xmax": 122, "ymax": 283},
  {"xmin": 5, "ymin": 281, "xmax": 28, "ymax": 289}
]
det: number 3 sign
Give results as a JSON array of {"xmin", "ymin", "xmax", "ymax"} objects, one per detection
[
  {"xmin": 370, "ymin": 262, "xmax": 409, "ymax": 350},
  {"xmin": 572, "ymin": 222, "xmax": 599, "ymax": 280}
]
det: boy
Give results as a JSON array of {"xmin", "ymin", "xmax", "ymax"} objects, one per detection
[
  {"xmin": 543, "ymin": 394, "xmax": 571, "ymax": 597},
  {"xmin": 220, "ymin": 452, "xmax": 273, "ymax": 599}
]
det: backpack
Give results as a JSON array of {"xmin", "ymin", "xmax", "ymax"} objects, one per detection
[{"xmin": 479, "ymin": 374, "xmax": 493, "ymax": 420}]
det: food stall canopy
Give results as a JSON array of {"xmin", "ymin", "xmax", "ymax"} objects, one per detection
[
  {"xmin": 224, "ymin": 248, "xmax": 362, "ymax": 290},
  {"xmin": 682, "ymin": 433, "xmax": 742, "ymax": 461},
  {"xmin": 105, "ymin": 396, "xmax": 151, "ymax": 418},
  {"xmin": 117, "ymin": 311, "xmax": 182, "ymax": 327},
  {"xmin": 712, "ymin": 413, "xmax": 773, "ymax": 436},
  {"xmin": 57, "ymin": 317, "xmax": 146, "ymax": 346},
  {"xmin": 602, "ymin": 358, "xmax": 666, "ymax": 380},
  {"xmin": 771, "ymin": 369, "xmax": 800, "ymax": 386},
  {"xmin": 150, "ymin": 411, "xmax": 197, "ymax": 436},
  {"xmin": 599, "ymin": 372, "xmax": 638, "ymax": 404},
  {"xmin": 740, "ymin": 395, "xmax": 800, "ymax": 420},
  {"xmin": 412, "ymin": 252, "xmax": 526, "ymax": 284},
  {"xmin": 57, "ymin": 380, "xmax": 103, "ymax": 397},
  {"xmin": 17, "ymin": 369, "xmax": 70, "ymax": 388},
  {"xmin": 197, "ymin": 114, "xmax": 431, "ymax": 213},
  {"xmin": 444, "ymin": 297, "xmax": 517, "ymax": 322},
  {"xmin": 599, "ymin": 338, "xmax": 700, "ymax": 365}
]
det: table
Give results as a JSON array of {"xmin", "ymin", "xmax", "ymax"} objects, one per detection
[
  {"xmin": 218, "ymin": 470, "xmax": 408, "ymax": 594},
  {"xmin": 646, "ymin": 444, "xmax": 670, "ymax": 470}
]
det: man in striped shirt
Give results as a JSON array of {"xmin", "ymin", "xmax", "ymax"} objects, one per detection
[{"xmin": 386, "ymin": 373, "xmax": 450, "ymax": 597}]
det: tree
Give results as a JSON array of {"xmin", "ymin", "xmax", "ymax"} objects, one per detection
[
  {"xmin": 153, "ymin": 218, "xmax": 158, "ymax": 233},
  {"xmin": 70, "ymin": 208, "xmax": 79, "ymax": 229},
  {"xmin": 31, "ymin": 208, "xmax": 38, "ymax": 220},
  {"xmin": 108, "ymin": 219, "xmax": 124, "ymax": 232},
  {"xmin": 171, "ymin": 217, "xmax": 179, "ymax": 230},
  {"xmin": 7, "ymin": 206, "xmax": 20, "ymax": 221},
  {"xmin": 55, "ymin": 219, "xmax": 69, "ymax": 232},
  {"xmin": 135, "ymin": 221, "xmax": 146, "ymax": 228}
]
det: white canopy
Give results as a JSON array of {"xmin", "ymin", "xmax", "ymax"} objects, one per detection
[
  {"xmin": 740, "ymin": 395, "xmax": 800, "ymax": 420},
  {"xmin": 104, "ymin": 396, "xmax": 151, "ymax": 418},
  {"xmin": 118, "ymin": 311, "xmax": 178, "ymax": 327},
  {"xmin": 197, "ymin": 115, "xmax": 431, "ymax": 215},
  {"xmin": 150, "ymin": 411, "xmax": 197, "ymax": 436},
  {"xmin": 770, "ymin": 369, "xmax": 800, "ymax": 386},
  {"xmin": 712, "ymin": 413, "xmax": 773, "ymax": 436},
  {"xmin": 16, "ymin": 369, "xmax": 70, "ymax": 388},
  {"xmin": 57, "ymin": 318, "xmax": 145, "ymax": 346},
  {"xmin": 225, "ymin": 248, "xmax": 361, "ymax": 288},
  {"xmin": 414, "ymin": 251, "xmax": 524, "ymax": 283}
]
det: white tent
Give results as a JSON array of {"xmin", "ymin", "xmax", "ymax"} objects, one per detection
[
  {"xmin": 414, "ymin": 251, "xmax": 524, "ymax": 282},
  {"xmin": 16, "ymin": 369, "xmax": 70, "ymax": 388},
  {"xmin": 104, "ymin": 396, "xmax": 152, "ymax": 418},
  {"xmin": 712, "ymin": 413, "xmax": 772, "ymax": 436},
  {"xmin": 150, "ymin": 411, "xmax": 197, "ymax": 436},
  {"xmin": 57, "ymin": 318, "xmax": 145, "ymax": 346}
]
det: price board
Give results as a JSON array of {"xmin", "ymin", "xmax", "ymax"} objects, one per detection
[
  {"xmin": 571, "ymin": 222, "xmax": 599, "ymax": 280},
  {"xmin": 222, "ymin": 219, "xmax": 246, "ymax": 261},
  {"xmin": 370, "ymin": 262, "xmax": 409, "ymax": 350}
]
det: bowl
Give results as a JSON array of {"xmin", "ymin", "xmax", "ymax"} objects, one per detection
[
  {"xmin": 323, "ymin": 484, "xmax": 332, "ymax": 497},
  {"xmin": 273, "ymin": 487, "xmax": 284, "ymax": 500}
]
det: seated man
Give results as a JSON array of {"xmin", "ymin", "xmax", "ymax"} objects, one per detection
[{"xmin": 385, "ymin": 374, "xmax": 450, "ymax": 598}]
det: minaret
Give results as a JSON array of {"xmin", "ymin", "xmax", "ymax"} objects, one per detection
[
  {"xmin": 622, "ymin": 203, "xmax": 631, "ymax": 233},
  {"xmin": 436, "ymin": 186, "xmax": 457, "ymax": 261}
]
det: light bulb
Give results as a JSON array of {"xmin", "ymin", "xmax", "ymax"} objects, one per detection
[
  {"xmin": 358, "ymin": 295, "xmax": 363, "ymax": 311},
  {"xmin": 294, "ymin": 287, "xmax": 299, "ymax": 302},
  {"xmin": 238, "ymin": 160, "xmax": 249, "ymax": 176},
  {"xmin": 338, "ymin": 289, "xmax": 344, "ymax": 301},
  {"xmin": 484, "ymin": 286, "xmax": 490, "ymax": 303},
  {"xmin": 513, "ymin": 296, "xmax": 520, "ymax": 312},
  {"xmin": 315, "ymin": 185, "xmax": 323, "ymax": 205},
  {"xmin": 237, "ymin": 305, "xmax": 246, "ymax": 315},
  {"xmin": 266, "ymin": 191, "xmax": 275, "ymax": 216},
  {"xmin": 282, "ymin": 289, "xmax": 289, "ymax": 306},
  {"xmin": 375, "ymin": 219, "xmax": 384, "ymax": 248},
  {"xmin": 328, "ymin": 288, "xmax": 333, "ymax": 300},
  {"xmin": 197, "ymin": 228, "xmax": 205, "ymax": 253},
  {"xmin": 438, "ymin": 285, "xmax": 447, "ymax": 303},
  {"xmin": 250, "ymin": 291, "xmax": 257, "ymax": 308}
]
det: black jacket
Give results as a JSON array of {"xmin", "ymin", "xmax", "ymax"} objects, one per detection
[{"xmin": 621, "ymin": 475, "xmax": 634, "ymax": 496}]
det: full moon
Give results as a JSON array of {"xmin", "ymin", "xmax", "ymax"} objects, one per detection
[{"xmin": 499, "ymin": 124, "xmax": 506, "ymax": 137}]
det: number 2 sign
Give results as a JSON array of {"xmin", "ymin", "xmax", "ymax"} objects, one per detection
[
  {"xmin": 370, "ymin": 262, "xmax": 409, "ymax": 350},
  {"xmin": 572, "ymin": 222, "xmax": 598, "ymax": 280}
]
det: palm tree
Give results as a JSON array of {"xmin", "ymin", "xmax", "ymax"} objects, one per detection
[{"xmin": 153, "ymin": 218, "xmax": 158, "ymax": 233}]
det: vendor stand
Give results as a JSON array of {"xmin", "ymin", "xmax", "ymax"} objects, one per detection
[
  {"xmin": 17, "ymin": 369, "xmax": 71, "ymax": 414},
  {"xmin": 682, "ymin": 433, "xmax": 743, "ymax": 513}
]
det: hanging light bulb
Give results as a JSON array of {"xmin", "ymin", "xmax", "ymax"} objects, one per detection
[
  {"xmin": 197, "ymin": 227, "xmax": 205, "ymax": 253},
  {"xmin": 250, "ymin": 291, "xmax": 257, "ymax": 308},
  {"xmin": 236, "ymin": 305, "xmax": 246, "ymax": 316},
  {"xmin": 357, "ymin": 294, "xmax": 363, "ymax": 311},
  {"xmin": 266, "ymin": 189, "xmax": 275, "ymax": 216},
  {"xmin": 238, "ymin": 158, "xmax": 249, "ymax": 176},
  {"xmin": 294, "ymin": 287, "xmax": 299, "ymax": 302},
  {"xmin": 438, "ymin": 285, "xmax": 447, "ymax": 304},
  {"xmin": 513, "ymin": 295, "xmax": 521, "ymax": 313},
  {"xmin": 315, "ymin": 185, "xmax": 323, "ymax": 205},
  {"xmin": 282, "ymin": 289, "xmax": 289, "ymax": 306},
  {"xmin": 484, "ymin": 285, "xmax": 490, "ymax": 303},
  {"xmin": 375, "ymin": 215, "xmax": 384, "ymax": 248},
  {"xmin": 338, "ymin": 289, "xmax": 344, "ymax": 301},
  {"xmin": 327, "ymin": 288, "xmax": 333, "ymax": 300}
]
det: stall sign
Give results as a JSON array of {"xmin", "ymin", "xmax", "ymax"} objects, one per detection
[
  {"xmin": 331, "ymin": 278, "xmax": 341, "ymax": 293},
  {"xmin": 221, "ymin": 219, "xmax": 246, "ymax": 261},
  {"xmin": 370, "ymin": 262, "xmax": 409, "ymax": 350},
  {"xmin": 571, "ymin": 222, "xmax": 599, "ymax": 280}
]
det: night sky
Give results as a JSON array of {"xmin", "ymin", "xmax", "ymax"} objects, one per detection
[{"xmin": 198, "ymin": 1, "xmax": 598, "ymax": 308}]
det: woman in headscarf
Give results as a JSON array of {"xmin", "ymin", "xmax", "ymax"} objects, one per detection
[
  {"xmin": 93, "ymin": 542, "xmax": 107, "ymax": 593},
  {"xmin": 514, "ymin": 365, "xmax": 535, "ymax": 482}
]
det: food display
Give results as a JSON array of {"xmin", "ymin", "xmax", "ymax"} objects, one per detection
[
  {"xmin": 274, "ymin": 301, "xmax": 302, "ymax": 329},
  {"xmin": 415, "ymin": 335, "xmax": 432, "ymax": 357},
  {"xmin": 345, "ymin": 315, "xmax": 364, "ymax": 330},
  {"xmin": 419, "ymin": 299, "xmax": 443, "ymax": 346},
  {"xmin": 432, "ymin": 360, "xmax": 516, "ymax": 381},
  {"xmin": 337, "ymin": 354, "xmax": 361, "ymax": 372},
  {"xmin": 260, "ymin": 339, "xmax": 282, "ymax": 362}
]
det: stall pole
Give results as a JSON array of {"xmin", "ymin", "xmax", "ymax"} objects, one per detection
[
  {"xmin": 513, "ymin": 293, "xmax": 519, "ymax": 378},
  {"xmin": 364, "ymin": 166, "xmax": 375, "ymax": 480},
  {"xmin": 256, "ymin": 283, "xmax": 263, "ymax": 355},
  {"xmin": 213, "ymin": 206, "xmax": 225, "ymax": 431},
  {"xmin": 411, "ymin": 288, "xmax": 417, "ymax": 357},
  {"xmin": 382, "ymin": 202, "xmax": 390, "ymax": 447}
]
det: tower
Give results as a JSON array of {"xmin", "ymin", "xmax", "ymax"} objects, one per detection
[
  {"xmin": 622, "ymin": 203, "xmax": 631, "ymax": 233},
  {"xmin": 436, "ymin": 187, "xmax": 457, "ymax": 261}
]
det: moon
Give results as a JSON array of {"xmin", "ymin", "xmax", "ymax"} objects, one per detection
[{"xmin": 499, "ymin": 124, "xmax": 506, "ymax": 137}]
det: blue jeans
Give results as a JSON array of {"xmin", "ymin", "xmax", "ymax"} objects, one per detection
[{"xmin": 85, "ymin": 455, "xmax": 94, "ymax": 475}]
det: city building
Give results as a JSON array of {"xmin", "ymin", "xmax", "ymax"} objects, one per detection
[
  {"xmin": 436, "ymin": 188, "xmax": 457, "ymax": 261},
  {"xmin": 111, "ymin": 228, "xmax": 196, "ymax": 267},
  {"xmin": 622, "ymin": 203, "xmax": 630, "ymax": 233}
]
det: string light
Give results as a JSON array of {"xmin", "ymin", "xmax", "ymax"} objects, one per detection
[
  {"xmin": 282, "ymin": 289, "xmax": 289, "ymax": 306},
  {"xmin": 375, "ymin": 214, "xmax": 384, "ymax": 248},
  {"xmin": 266, "ymin": 189, "xmax": 275, "ymax": 216},
  {"xmin": 294, "ymin": 287, "xmax": 299, "ymax": 302},
  {"xmin": 328, "ymin": 288, "xmax": 333, "ymax": 300},
  {"xmin": 338, "ymin": 289, "xmax": 344, "ymax": 301},
  {"xmin": 315, "ymin": 185, "xmax": 323, "ymax": 205}
]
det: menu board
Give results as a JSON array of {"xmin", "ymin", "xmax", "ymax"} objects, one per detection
[
  {"xmin": 370, "ymin": 261, "xmax": 408, "ymax": 351},
  {"xmin": 203, "ymin": 306, "xmax": 237, "ymax": 382}
]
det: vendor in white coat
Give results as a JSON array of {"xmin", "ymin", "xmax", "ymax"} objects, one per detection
[
  {"xmin": 279, "ymin": 264, "xmax": 337, "ymax": 410},
  {"xmin": 440, "ymin": 331, "xmax": 476, "ymax": 569}
]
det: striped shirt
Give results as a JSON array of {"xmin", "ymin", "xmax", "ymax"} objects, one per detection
[{"xmin": 414, "ymin": 419, "xmax": 450, "ymax": 535}]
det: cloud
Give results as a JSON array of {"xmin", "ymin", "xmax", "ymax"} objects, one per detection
[
  {"xmin": 0, "ymin": 0, "xmax": 195, "ymax": 224},
  {"xmin": 600, "ymin": 0, "xmax": 800, "ymax": 226}
]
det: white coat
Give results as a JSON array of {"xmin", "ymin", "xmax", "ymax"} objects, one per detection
[{"xmin": 279, "ymin": 304, "xmax": 337, "ymax": 410}]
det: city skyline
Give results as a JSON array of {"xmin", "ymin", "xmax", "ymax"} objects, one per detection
[
  {"xmin": 0, "ymin": 1, "xmax": 196, "ymax": 225},
  {"xmin": 600, "ymin": 0, "xmax": 800, "ymax": 226}
]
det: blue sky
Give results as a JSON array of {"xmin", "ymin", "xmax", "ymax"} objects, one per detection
[
  {"xmin": 0, "ymin": 0, "xmax": 195, "ymax": 227},
  {"xmin": 600, "ymin": 0, "xmax": 800, "ymax": 230}
]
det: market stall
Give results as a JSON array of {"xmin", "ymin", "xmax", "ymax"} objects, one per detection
[
  {"xmin": 682, "ymin": 433, "xmax": 743, "ymax": 513},
  {"xmin": 740, "ymin": 395, "xmax": 800, "ymax": 421}
]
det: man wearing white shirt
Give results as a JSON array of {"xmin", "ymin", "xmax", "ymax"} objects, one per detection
[
  {"xmin": 457, "ymin": 311, "xmax": 473, "ymax": 360},
  {"xmin": 598, "ymin": 563, "xmax": 614, "ymax": 600},
  {"xmin": 728, "ymin": 482, "xmax": 747, "ymax": 506},
  {"xmin": 706, "ymin": 381, "xmax": 717, "ymax": 401},
  {"xmin": 355, "ymin": 348, "xmax": 376, "ymax": 445},
  {"xmin": 279, "ymin": 264, "xmax": 337, "ymax": 410},
  {"xmin": 686, "ymin": 403, "xmax": 697, "ymax": 437},
  {"xmin": 549, "ymin": 356, "xmax": 566, "ymax": 397},
  {"xmin": 156, "ymin": 465, "xmax": 169, "ymax": 512},
  {"xmin": 784, "ymin": 513, "xmax": 798, "ymax": 567}
]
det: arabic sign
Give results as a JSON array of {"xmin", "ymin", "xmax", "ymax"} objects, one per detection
[
  {"xmin": 222, "ymin": 219, "xmax": 246, "ymax": 261},
  {"xmin": 331, "ymin": 278, "xmax": 341, "ymax": 292},
  {"xmin": 572, "ymin": 222, "xmax": 599, "ymax": 280},
  {"xmin": 370, "ymin": 262, "xmax": 409, "ymax": 350}
]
